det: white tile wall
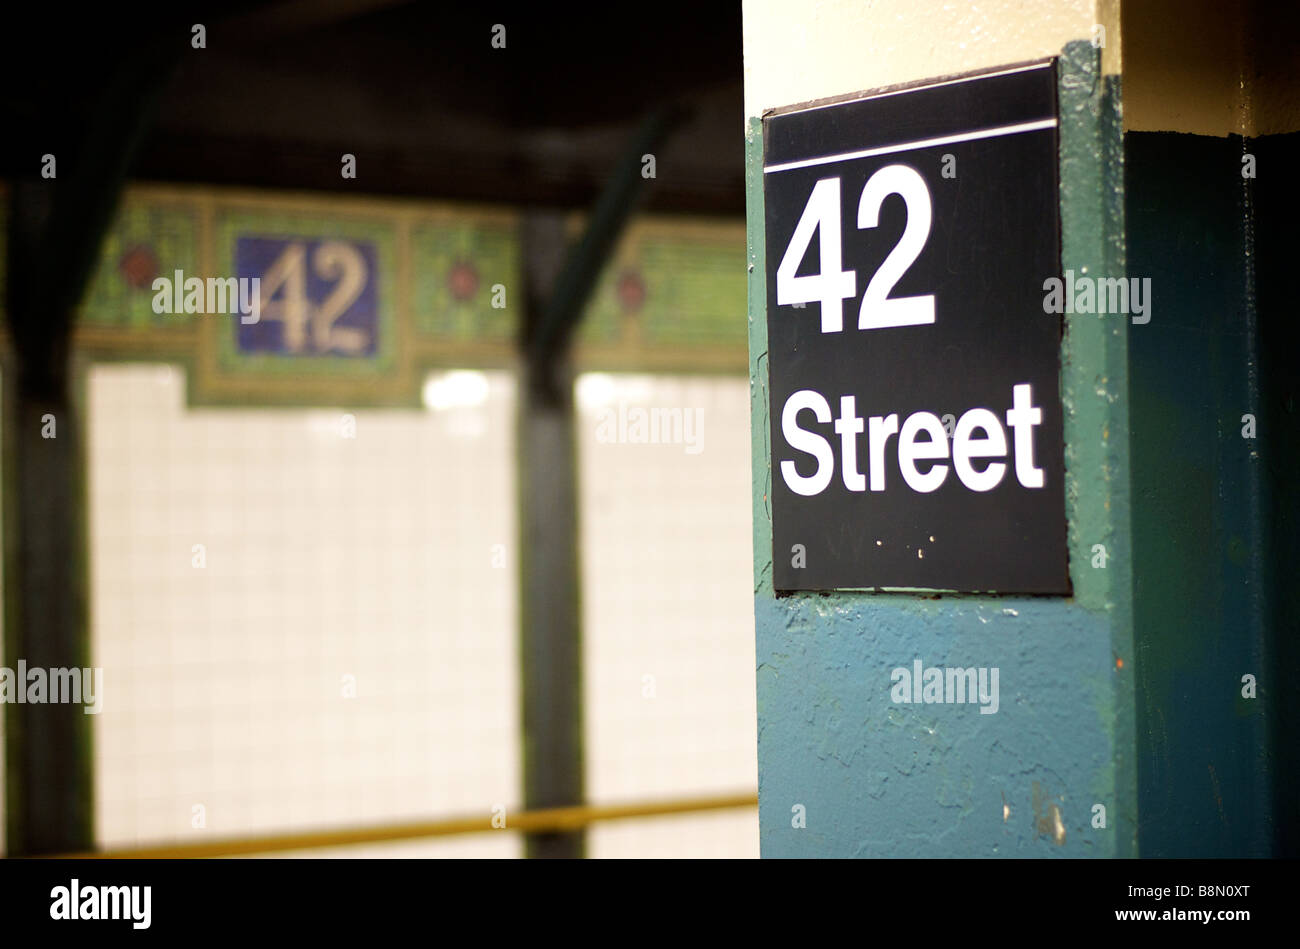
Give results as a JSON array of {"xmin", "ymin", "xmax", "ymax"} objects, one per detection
[
  {"xmin": 88, "ymin": 365, "xmax": 519, "ymax": 855},
  {"xmin": 0, "ymin": 372, "xmax": 4, "ymax": 857},
  {"xmin": 576, "ymin": 373, "xmax": 759, "ymax": 858},
  {"xmin": 82, "ymin": 364, "xmax": 756, "ymax": 858}
]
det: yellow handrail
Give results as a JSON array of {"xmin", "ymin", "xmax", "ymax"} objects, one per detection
[{"xmin": 49, "ymin": 791, "xmax": 759, "ymax": 859}]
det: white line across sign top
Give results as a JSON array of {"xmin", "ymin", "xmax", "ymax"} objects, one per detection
[
  {"xmin": 771, "ymin": 61, "xmax": 1053, "ymax": 116},
  {"xmin": 763, "ymin": 118, "xmax": 1058, "ymax": 174}
]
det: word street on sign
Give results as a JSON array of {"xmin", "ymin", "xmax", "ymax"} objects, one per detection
[{"xmin": 762, "ymin": 61, "xmax": 1069, "ymax": 593}]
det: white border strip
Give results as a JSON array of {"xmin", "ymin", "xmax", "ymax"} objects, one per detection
[{"xmin": 763, "ymin": 118, "xmax": 1058, "ymax": 174}]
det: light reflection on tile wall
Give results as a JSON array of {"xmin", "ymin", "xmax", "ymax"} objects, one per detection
[
  {"xmin": 575, "ymin": 372, "xmax": 759, "ymax": 858},
  {"xmin": 88, "ymin": 365, "xmax": 520, "ymax": 856}
]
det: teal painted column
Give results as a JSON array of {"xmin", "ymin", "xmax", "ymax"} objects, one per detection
[
  {"xmin": 1124, "ymin": 103, "xmax": 1298, "ymax": 861},
  {"xmin": 746, "ymin": 42, "xmax": 1137, "ymax": 857}
]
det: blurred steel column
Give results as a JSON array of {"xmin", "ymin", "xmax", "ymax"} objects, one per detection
[
  {"xmin": 517, "ymin": 109, "xmax": 681, "ymax": 858},
  {"xmin": 2, "ymin": 48, "xmax": 174, "ymax": 855},
  {"xmin": 518, "ymin": 211, "xmax": 584, "ymax": 859}
]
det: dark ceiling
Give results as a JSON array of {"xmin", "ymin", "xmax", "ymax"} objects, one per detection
[{"xmin": 0, "ymin": 1, "xmax": 745, "ymax": 214}]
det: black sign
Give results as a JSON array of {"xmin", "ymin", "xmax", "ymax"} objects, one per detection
[{"xmin": 762, "ymin": 61, "xmax": 1069, "ymax": 593}]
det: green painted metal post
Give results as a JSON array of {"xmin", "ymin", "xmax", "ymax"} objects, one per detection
[
  {"xmin": 3, "ymin": 47, "xmax": 175, "ymax": 854},
  {"xmin": 516, "ymin": 111, "xmax": 681, "ymax": 858}
]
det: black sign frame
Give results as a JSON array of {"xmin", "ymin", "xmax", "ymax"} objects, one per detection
[{"xmin": 762, "ymin": 60, "xmax": 1070, "ymax": 594}]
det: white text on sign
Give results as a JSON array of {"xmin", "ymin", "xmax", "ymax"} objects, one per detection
[{"xmin": 780, "ymin": 383, "xmax": 1045, "ymax": 497}]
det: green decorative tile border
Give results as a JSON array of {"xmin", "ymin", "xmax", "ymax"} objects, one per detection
[
  {"xmin": 411, "ymin": 211, "xmax": 519, "ymax": 342},
  {"xmin": 576, "ymin": 217, "xmax": 748, "ymax": 371},
  {"xmin": 80, "ymin": 200, "xmax": 200, "ymax": 329},
  {"xmin": 639, "ymin": 237, "xmax": 746, "ymax": 346},
  {"xmin": 49, "ymin": 185, "xmax": 746, "ymax": 407}
]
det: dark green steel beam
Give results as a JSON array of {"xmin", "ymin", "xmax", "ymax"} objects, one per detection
[
  {"xmin": 3, "ymin": 43, "xmax": 177, "ymax": 856},
  {"xmin": 517, "ymin": 108, "xmax": 681, "ymax": 858},
  {"xmin": 526, "ymin": 107, "xmax": 685, "ymax": 391}
]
